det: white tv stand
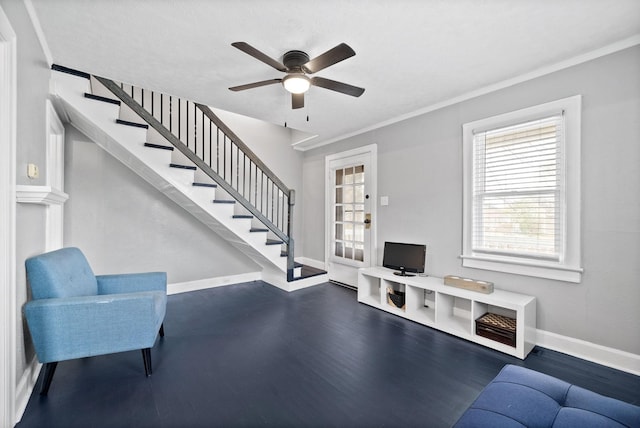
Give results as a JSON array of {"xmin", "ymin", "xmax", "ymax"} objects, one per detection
[{"xmin": 357, "ymin": 267, "xmax": 536, "ymax": 359}]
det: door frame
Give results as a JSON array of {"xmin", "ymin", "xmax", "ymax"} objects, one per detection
[
  {"xmin": 324, "ymin": 144, "xmax": 377, "ymax": 285},
  {"xmin": 0, "ymin": 6, "xmax": 17, "ymax": 426}
]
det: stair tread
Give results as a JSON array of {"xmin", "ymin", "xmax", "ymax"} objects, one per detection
[
  {"xmin": 169, "ymin": 163, "xmax": 197, "ymax": 170},
  {"xmin": 144, "ymin": 142, "xmax": 174, "ymax": 151},
  {"xmin": 250, "ymin": 228, "xmax": 268, "ymax": 233},
  {"xmin": 84, "ymin": 93, "xmax": 121, "ymax": 105},
  {"xmin": 213, "ymin": 200, "xmax": 235, "ymax": 204},
  {"xmin": 116, "ymin": 118, "xmax": 148, "ymax": 129},
  {"xmin": 290, "ymin": 265, "xmax": 328, "ymax": 282},
  {"xmin": 52, "ymin": 64, "xmax": 90, "ymax": 79},
  {"xmin": 192, "ymin": 182, "xmax": 216, "ymax": 188},
  {"xmin": 233, "ymin": 215, "xmax": 253, "ymax": 219},
  {"xmin": 266, "ymin": 239, "xmax": 283, "ymax": 245}
]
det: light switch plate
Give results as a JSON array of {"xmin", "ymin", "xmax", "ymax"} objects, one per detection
[
  {"xmin": 380, "ymin": 196, "xmax": 389, "ymax": 206},
  {"xmin": 27, "ymin": 163, "xmax": 39, "ymax": 179}
]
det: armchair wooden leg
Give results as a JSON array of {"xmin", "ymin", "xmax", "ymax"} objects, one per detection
[
  {"xmin": 141, "ymin": 348, "xmax": 152, "ymax": 376},
  {"xmin": 40, "ymin": 362, "xmax": 58, "ymax": 395},
  {"xmin": 159, "ymin": 323, "xmax": 165, "ymax": 338}
]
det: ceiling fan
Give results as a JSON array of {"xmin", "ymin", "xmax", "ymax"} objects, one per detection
[{"xmin": 229, "ymin": 42, "xmax": 365, "ymax": 109}]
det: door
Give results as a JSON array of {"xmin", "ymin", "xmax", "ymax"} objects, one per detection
[{"xmin": 326, "ymin": 145, "xmax": 377, "ymax": 286}]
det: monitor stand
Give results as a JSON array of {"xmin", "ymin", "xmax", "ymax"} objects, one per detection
[{"xmin": 393, "ymin": 268, "xmax": 415, "ymax": 277}]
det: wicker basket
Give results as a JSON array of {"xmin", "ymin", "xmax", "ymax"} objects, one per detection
[{"xmin": 387, "ymin": 287, "xmax": 406, "ymax": 309}]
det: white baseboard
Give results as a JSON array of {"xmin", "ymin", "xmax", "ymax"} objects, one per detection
[
  {"xmin": 536, "ymin": 329, "xmax": 640, "ymax": 376},
  {"xmin": 167, "ymin": 272, "xmax": 262, "ymax": 295},
  {"xmin": 14, "ymin": 357, "xmax": 40, "ymax": 425},
  {"xmin": 295, "ymin": 257, "xmax": 326, "ymax": 271}
]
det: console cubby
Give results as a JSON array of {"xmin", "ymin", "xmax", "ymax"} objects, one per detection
[
  {"xmin": 436, "ymin": 293, "xmax": 472, "ymax": 335},
  {"xmin": 405, "ymin": 286, "xmax": 435, "ymax": 324},
  {"xmin": 357, "ymin": 267, "xmax": 536, "ymax": 359},
  {"xmin": 358, "ymin": 273, "xmax": 382, "ymax": 307}
]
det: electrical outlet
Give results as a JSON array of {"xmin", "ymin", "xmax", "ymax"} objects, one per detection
[{"xmin": 27, "ymin": 163, "xmax": 39, "ymax": 179}]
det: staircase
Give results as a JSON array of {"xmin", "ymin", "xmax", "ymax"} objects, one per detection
[{"xmin": 50, "ymin": 65, "xmax": 327, "ymax": 291}]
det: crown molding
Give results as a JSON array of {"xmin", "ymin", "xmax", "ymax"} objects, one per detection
[{"xmin": 299, "ymin": 34, "xmax": 640, "ymax": 152}]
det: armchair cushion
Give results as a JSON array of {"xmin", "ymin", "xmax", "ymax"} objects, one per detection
[
  {"xmin": 24, "ymin": 290, "xmax": 166, "ymax": 363},
  {"xmin": 97, "ymin": 272, "xmax": 167, "ymax": 295},
  {"xmin": 25, "ymin": 247, "xmax": 97, "ymax": 299}
]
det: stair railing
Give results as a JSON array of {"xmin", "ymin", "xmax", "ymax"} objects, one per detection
[{"xmin": 94, "ymin": 76, "xmax": 296, "ymax": 280}]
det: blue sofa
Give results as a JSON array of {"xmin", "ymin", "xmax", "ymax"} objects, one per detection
[
  {"xmin": 24, "ymin": 247, "xmax": 167, "ymax": 395},
  {"xmin": 454, "ymin": 364, "xmax": 640, "ymax": 427}
]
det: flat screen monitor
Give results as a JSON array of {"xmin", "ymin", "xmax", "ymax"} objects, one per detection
[{"xmin": 382, "ymin": 242, "xmax": 426, "ymax": 277}]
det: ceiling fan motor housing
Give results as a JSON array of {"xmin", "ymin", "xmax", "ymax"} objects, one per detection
[{"xmin": 283, "ymin": 50, "xmax": 310, "ymax": 70}]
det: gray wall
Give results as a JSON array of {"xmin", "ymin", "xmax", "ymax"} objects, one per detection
[
  {"xmin": 64, "ymin": 126, "xmax": 260, "ymax": 283},
  {"xmin": 1, "ymin": 0, "xmax": 51, "ymax": 390},
  {"xmin": 302, "ymin": 46, "xmax": 640, "ymax": 355}
]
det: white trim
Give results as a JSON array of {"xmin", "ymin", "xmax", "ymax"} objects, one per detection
[
  {"xmin": 462, "ymin": 95, "xmax": 582, "ymax": 282},
  {"xmin": 295, "ymin": 35, "xmax": 640, "ymax": 151},
  {"xmin": 44, "ymin": 101, "xmax": 66, "ymax": 251},
  {"xmin": 46, "ymin": 99, "xmax": 64, "ymax": 189},
  {"xmin": 537, "ymin": 329, "xmax": 640, "ymax": 376},
  {"xmin": 290, "ymin": 133, "xmax": 318, "ymax": 149},
  {"xmin": 295, "ymin": 257, "xmax": 325, "ymax": 271},
  {"xmin": 461, "ymin": 256, "xmax": 583, "ymax": 283},
  {"xmin": 167, "ymin": 272, "xmax": 262, "ymax": 295},
  {"xmin": 16, "ymin": 185, "xmax": 69, "ymax": 205},
  {"xmin": 23, "ymin": 0, "xmax": 53, "ymax": 66},
  {"xmin": 14, "ymin": 356, "xmax": 40, "ymax": 424},
  {"xmin": 0, "ymin": 7, "xmax": 18, "ymax": 426},
  {"xmin": 325, "ymin": 144, "xmax": 378, "ymax": 285},
  {"xmin": 0, "ymin": 6, "xmax": 17, "ymax": 426}
]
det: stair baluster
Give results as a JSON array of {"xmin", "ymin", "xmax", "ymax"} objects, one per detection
[{"xmin": 95, "ymin": 76, "xmax": 296, "ymax": 279}]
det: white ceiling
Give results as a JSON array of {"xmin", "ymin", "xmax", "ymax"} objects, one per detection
[{"xmin": 31, "ymin": 0, "xmax": 640, "ymax": 150}]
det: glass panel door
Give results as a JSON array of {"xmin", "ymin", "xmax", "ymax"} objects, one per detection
[
  {"xmin": 330, "ymin": 159, "xmax": 371, "ymax": 270},
  {"xmin": 334, "ymin": 165, "xmax": 366, "ymax": 263}
]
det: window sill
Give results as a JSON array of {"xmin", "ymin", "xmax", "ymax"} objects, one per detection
[{"xmin": 461, "ymin": 255, "xmax": 583, "ymax": 283}]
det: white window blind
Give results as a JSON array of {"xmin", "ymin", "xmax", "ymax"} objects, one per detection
[{"xmin": 472, "ymin": 114, "xmax": 564, "ymax": 261}]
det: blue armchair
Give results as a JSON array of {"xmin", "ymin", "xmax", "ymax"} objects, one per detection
[{"xmin": 24, "ymin": 247, "xmax": 167, "ymax": 395}]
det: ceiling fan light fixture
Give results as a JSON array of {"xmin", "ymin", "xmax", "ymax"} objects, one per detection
[{"xmin": 282, "ymin": 74, "xmax": 310, "ymax": 94}]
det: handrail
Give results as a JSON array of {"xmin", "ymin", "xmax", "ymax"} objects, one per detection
[
  {"xmin": 195, "ymin": 105, "xmax": 291, "ymax": 194},
  {"xmin": 93, "ymin": 76, "xmax": 296, "ymax": 277}
]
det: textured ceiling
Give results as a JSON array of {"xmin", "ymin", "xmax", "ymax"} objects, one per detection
[{"xmin": 31, "ymin": 0, "xmax": 640, "ymax": 150}]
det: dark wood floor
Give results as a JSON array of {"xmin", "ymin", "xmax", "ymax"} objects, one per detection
[{"xmin": 16, "ymin": 281, "xmax": 640, "ymax": 428}]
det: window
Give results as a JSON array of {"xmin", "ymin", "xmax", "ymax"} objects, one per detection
[
  {"xmin": 462, "ymin": 96, "xmax": 582, "ymax": 282},
  {"xmin": 333, "ymin": 165, "xmax": 366, "ymax": 263}
]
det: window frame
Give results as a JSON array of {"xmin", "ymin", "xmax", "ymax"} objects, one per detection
[{"xmin": 462, "ymin": 95, "xmax": 583, "ymax": 283}]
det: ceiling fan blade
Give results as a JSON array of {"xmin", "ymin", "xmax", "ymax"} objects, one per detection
[
  {"xmin": 302, "ymin": 43, "xmax": 356, "ymax": 74},
  {"xmin": 229, "ymin": 78, "xmax": 282, "ymax": 92},
  {"xmin": 292, "ymin": 93, "xmax": 304, "ymax": 109},
  {"xmin": 311, "ymin": 77, "xmax": 365, "ymax": 97},
  {"xmin": 231, "ymin": 42, "xmax": 287, "ymax": 72}
]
